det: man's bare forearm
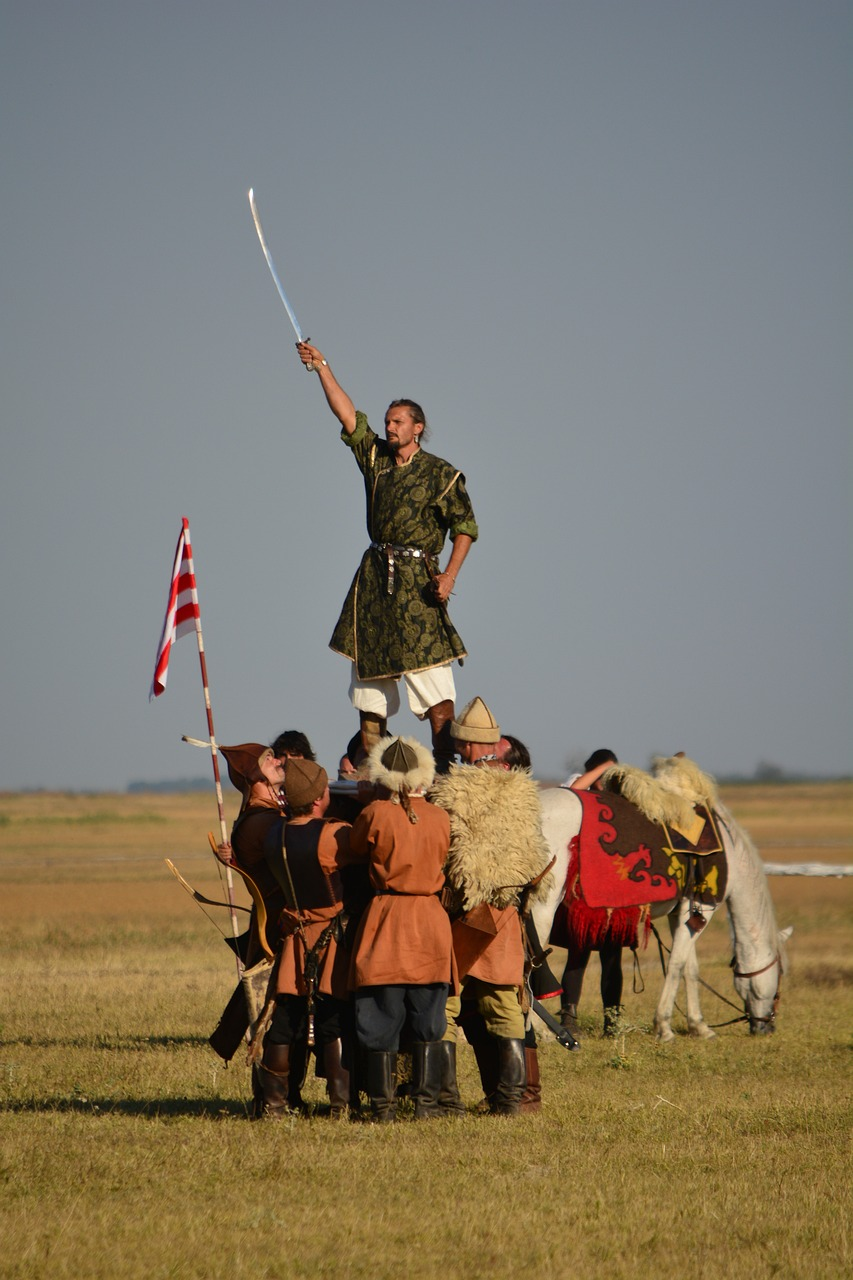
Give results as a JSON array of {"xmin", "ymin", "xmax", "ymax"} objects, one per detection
[
  {"xmin": 433, "ymin": 533, "xmax": 473, "ymax": 603},
  {"xmin": 296, "ymin": 342, "xmax": 357, "ymax": 434}
]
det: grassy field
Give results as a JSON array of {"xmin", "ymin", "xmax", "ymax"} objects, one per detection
[{"xmin": 0, "ymin": 783, "xmax": 850, "ymax": 1280}]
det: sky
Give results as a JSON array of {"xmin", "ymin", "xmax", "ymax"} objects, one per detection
[{"xmin": 1, "ymin": 0, "xmax": 850, "ymax": 792}]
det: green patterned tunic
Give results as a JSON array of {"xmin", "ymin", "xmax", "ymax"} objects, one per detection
[{"xmin": 329, "ymin": 412, "xmax": 478, "ymax": 680}]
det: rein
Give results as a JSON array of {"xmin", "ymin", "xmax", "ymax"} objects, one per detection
[{"xmin": 649, "ymin": 923, "xmax": 750, "ymax": 1029}]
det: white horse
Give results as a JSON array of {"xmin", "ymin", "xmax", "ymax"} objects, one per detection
[{"xmin": 533, "ymin": 787, "xmax": 790, "ymax": 1040}]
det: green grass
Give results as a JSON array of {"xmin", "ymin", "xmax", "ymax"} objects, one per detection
[{"xmin": 0, "ymin": 787, "xmax": 851, "ymax": 1280}]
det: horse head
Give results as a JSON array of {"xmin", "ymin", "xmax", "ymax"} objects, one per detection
[{"xmin": 733, "ymin": 926, "xmax": 792, "ymax": 1034}]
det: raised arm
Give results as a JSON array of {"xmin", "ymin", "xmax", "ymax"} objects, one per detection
[{"xmin": 296, "ymin": 342, "xmax": 357, "ymax": 434}]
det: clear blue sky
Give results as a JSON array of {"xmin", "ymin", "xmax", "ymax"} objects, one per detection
[{"xmin": 2, "ymin": 1, "xmax": 850, "ymax": 791}]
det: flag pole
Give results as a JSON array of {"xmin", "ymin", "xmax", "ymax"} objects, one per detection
[{"xmin": 180, "ymin": 519, "xmax": 244, "ymax": 976}]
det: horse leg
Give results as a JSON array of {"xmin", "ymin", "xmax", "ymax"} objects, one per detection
[
  {"xmin": 653, "ymin": 911, "xmax": 681, "ymax": 1039},
  {"xmin": 653, "ymin": 904, "xmax": 693, "ymax": 1042},
  {"xmin": 655, "ymin": 901, "xmax": 717, "ymax": 1041},
  {"xmin": 684, "ymin": 904, "xmax": 717, "ymax": 1039}
]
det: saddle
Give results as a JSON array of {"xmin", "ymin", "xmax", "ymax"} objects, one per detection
[{"xmin": 550, "ymin": 757, "xmax": 727, "ymax": 952}]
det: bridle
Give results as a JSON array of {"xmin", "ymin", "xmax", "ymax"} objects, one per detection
[
  {"xmin": 650, "ymin": 922, "xmax": 782, "ymax": 1030},
  {"xmin": 732, "ymin": 952, "xmax": 783, "ymax": 1028}
]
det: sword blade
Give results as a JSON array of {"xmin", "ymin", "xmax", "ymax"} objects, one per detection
[{"xmin": 248, "ymin": 188, "xmax": 306, "ymax": 343}]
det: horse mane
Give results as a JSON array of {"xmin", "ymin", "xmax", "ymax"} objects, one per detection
[
  {"xmin": 601, "ymin": 755, "xmax": 718, "ymax": 831},
  {"xmin": 715, "ymin": 801, "xmax": 787, "ymax": 973}
]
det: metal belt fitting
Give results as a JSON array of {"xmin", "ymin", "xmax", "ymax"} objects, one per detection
[{"xmin": 370, "ymin": 542, "xmax": 431, "ymax": 595}]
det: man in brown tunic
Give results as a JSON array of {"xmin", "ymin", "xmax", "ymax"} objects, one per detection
[
  {"xmin": 208, "ymin": 743, "xmax": 289, "ymax": 1078},
  {"xmin": 257, "ymin": 758, "xmax": 354, "ymax": 1119},
  {"xmin": 343, "ymin": 736, "xmax": 457, "ymax": 1121}
]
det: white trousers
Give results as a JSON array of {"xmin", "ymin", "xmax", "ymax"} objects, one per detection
[{"xmin": 348, "ymin": 662, "xmax": 456, "ymax": 719}]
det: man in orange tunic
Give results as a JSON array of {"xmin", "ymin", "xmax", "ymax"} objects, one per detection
[
  {"xmin": 432, "ymin": 697, "xmax": 553, "ymax": 1116},
  {"xmin": 344, "ymin": 736, "xmax": 456, "ymax": 1122}
]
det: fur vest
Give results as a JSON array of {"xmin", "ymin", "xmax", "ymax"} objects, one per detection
[{"xmin": 431, "ymin": 764, "xmax": 553, "ymax": 911}]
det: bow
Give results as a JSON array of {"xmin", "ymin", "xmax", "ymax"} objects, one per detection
[{"xmin": 165, "ymin": 840, "xmax": 275, "ymax": 962}]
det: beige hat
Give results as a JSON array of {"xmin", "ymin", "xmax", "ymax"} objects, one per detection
[
  {"xmin": 284, "ymin": 758, "xmax": 328, "ymax": 809},
  {"xmin": 367, "ymin": 735, "xmax": 435, "ymax": 794},
  {"xmin": 450, "ymin": 696, "xmax": 500, "ymax": 744}
]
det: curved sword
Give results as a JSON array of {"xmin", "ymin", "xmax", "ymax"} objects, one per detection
[{"xmin": 248, "ymin": 187, "xmax": 309, "ymax": 350}]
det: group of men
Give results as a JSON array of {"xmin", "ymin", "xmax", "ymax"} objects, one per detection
[
  {"xmin": 215, "ymin": 697, "xmax": 553, "ymax": 1122},
  {"xmin": 205, "ymin": 341, "xmax": 610, "ymax": 1119}
]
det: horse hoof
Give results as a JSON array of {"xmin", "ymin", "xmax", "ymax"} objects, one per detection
[
  {"xmin": 655, "ymin": 1024, "xmax": 675, "ymax": 1044},
  {"xmin": 688, "ymin": 1023, "xmax": 717, "ymax": 1040}
]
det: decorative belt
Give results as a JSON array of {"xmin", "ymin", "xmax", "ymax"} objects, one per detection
[{"xmin": 370, "ymin": 542, "xmax": 433, "ymax": 596}]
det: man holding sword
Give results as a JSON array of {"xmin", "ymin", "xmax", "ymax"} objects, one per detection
[{"xmin": 295, "ymin": 339, "xmax": 478, "ymax": 771}]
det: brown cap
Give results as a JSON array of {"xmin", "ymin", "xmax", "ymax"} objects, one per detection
[
  {"xmin": 220, "ymin": 743, "xmax": 274, "ymax": 793},
  {"xmin": 367, "ymin": 735, "xmax": 435, "ymax": 793},
  {"xmin": 450, "ymin": 696, "xmax": 500, "ymax": 744},
  {"xmin": 284, "ymin": 758, "xmax": 328, "ymax": 809}
]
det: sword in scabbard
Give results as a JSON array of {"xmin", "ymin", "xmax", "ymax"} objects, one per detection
[
  {"xmin": 527, "ymin": 985, "xmax": 581, "ymax": 1052},
  {"xmin": 278, "ymin": 828, "xmax": 318, "ymax": 1047},
  {"xmin": 248, "ymin": 187, "xmax": 314, "ymax": 366}
]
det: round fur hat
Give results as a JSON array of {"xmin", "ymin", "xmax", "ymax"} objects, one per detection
[
  {"xmin": 367, "ymin": 735, "xmax": 435, "ymax": 793},
  {"xmin": 450, "ymin": 696, "xmax": 500, "ymax": 744},
  {"xmin": 284, "ymin": 758, "xmax": 328, "ymax": 809},
  {"xmin": 220, "ymin": 743, "xmax": 274, "ymax": 793}
]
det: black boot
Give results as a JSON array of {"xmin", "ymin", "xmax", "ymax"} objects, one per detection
[
  {"xmin": 600, "ymin": 942, "xmax": 625, "ymax": 1037},
  {"xmin": 411, "ymin": 1042, "xmax": 444, "ymax": 1119},
  {"xmin": 365, "ymin": 1050, "xmax": 397, "ymax": 1124},
  {"xmin": 437, "ymin": 1040, "xmax": 466, "ymax": 1116},
  {"xmin": 287, "ymin": 1037, "xmax": 309, "ymax": 1112},
  {"xmin": 459, "ymin": 1010, "xmax": 499, "ymax": 1112},
  {"xmin": 603, "ymin": 1006, "xmax": 624, "ymax": 1038},
  {"xmin": 323, "ymin": 1038, "xmax": 351, "ymax": 1118},
  {"xmin": 250, "ymin": 1064, "xmax": 264, "ymax": 1119},
  {"xmin": 560, "ymin": 1001, "xmax": 580, "ymax": 1036},
  {"xmin": 492, "ymin": 1039, "xmax": 526, "ymax": 1117},
  {"xmin": 257, "ymin": 1042, "xmax": 292, "ymax": 1120}
]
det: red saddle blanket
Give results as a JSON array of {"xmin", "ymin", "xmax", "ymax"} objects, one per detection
[{"xmin": 549, "ymin": 791, "xmax": 726, "ymax": 952}]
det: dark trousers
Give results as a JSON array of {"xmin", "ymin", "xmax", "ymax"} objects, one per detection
[
  {"xmin": 561, "ymin": 941, "xmax": 624, "ymax": 1010},
  {"xmin": 266, "ymin": 993, "xmax": 351, "ymax": 1047},
  {"xmin": 354, "ymin": 983, "xmax": 449, "ymax": 1052}
]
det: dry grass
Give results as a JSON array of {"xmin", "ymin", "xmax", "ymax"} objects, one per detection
[{"xmin": 0, "ymin": 785, "xmax": 850, "ymax": 1280}]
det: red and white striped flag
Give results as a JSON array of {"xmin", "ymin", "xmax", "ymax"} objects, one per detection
[{"xmin": 149, "ymin": 518, "xmax": 200, "ymax": 699}]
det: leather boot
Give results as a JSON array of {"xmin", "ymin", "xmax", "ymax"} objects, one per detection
[
  {"xmin": 411, "ymin": 1042, "xmax": 444, "ymax": 1119},
  {"xmin": 287, "ymin": 1037, "xmax": 309, "ymax": 1112},
  {"xmin": 323, "ymin": 1038, "xmax": 351, "ymax": 1118},
  {"xmin": 519, "ymin": 1044, "xmax": 541, "ymax": 1114},
  {"xmin": 603, "ymin": 1006, "xmax": 624, "ymax": 1038},
  {"xmin": 257, "ymin": 1042, "xmax": 291, "ymax": 1119},
  {"xmin": 427, "ymin": 700, "xmax": 456, "ymax": 774},
  {"xmin": 365, "ymin": 1050, "xmax": 397, "ymax": 1124},
  {"xmin": 461, "ymin": 1014, "xmax": 499, "ymax": 1113},
  {"xmin": 359, "ymin": 713, "xmax": 387, "ymax": 759},
  {"xmin": 560, "ymin": 1001, "xmax": 580, "ymax": 1036},
  {"xmin": 491, "ymin": 1039, "xmax": 526, "ymax": 1116},
  {"xmin": 250, "ymin": 1064, "xmax": 264, "ymax": 1120},
  {"xmin": 437, "ymin": 1040, "xmax": 466, "ymax": 1116}
]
